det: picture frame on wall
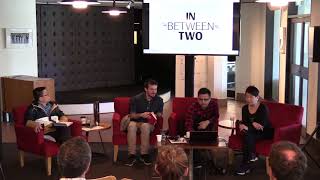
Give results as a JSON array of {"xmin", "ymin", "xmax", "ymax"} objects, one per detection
[{"xmin": 5, "ymin": 28, "xmax": 33, "ymax": 48}]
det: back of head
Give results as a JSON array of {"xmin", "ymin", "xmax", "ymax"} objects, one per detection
[
  {"xmin": 156, "ymin": 146, "xmax": 188, "ymax": 180},
  {"xmin": 269, "ymin": 141, "xmax": 307, "ymax": 180},
  {"xmin": 58, "ymin": 137, "xmax": 92, "ymax": 178}
]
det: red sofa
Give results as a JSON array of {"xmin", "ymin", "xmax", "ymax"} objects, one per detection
[
  {"xmin": 168, "ymin": 97, "xmax": 218, "ymax": 137},
  {"xmin": 112, "ymin": 97, "xmax": 163, "ymax": 162},
  {"xmin": 228, "ymin": 101, "xmax": 304, "ymax": 157},
  {"xmin": 13, "ymin": 105, "xmax": 82, "ymax": 176}
]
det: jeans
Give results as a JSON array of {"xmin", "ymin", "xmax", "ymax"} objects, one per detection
[{"xmin": 127, "ymin": 121, "xmax": 154, "ymax": 155}]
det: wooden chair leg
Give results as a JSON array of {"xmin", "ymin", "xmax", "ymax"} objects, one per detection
[
  {"xmin": 266, "ymin": 157, "xmax": 270, "ymax": 174},
  {"xmin": 46, "ymin": 157, "xmax": 52, "ymax": 176},
  {"xmin": 228, "ymin": 149, "xmax": 234, "ymax": 165},
  {"xmin": 113, "ymin": 145, "xmax": 119, "ymax": 162},
  {"xmin": 19, "ymin": 151, "xmax": 24, "ymax": 168}
]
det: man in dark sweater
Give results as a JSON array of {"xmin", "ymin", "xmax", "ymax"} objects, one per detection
[
  {"xmin": 125, "ymin": 79, "xmax": 164, "ymax": 167},
  {"xmin": 24, "ymin": 87, "xmax": 71, "ymax": 143}
]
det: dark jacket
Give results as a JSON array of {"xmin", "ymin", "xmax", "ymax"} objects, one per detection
[{"xmin": 24, "ymin": 101, "xmax": 65, "ymax": 124}]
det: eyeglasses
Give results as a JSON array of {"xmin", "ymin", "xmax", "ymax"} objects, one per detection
[{"xmin": 198, "ymin": 98, "xmax": 210, "ymax": 102}]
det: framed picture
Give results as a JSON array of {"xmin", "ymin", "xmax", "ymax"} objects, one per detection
[{"xmin": 5, "ymin": 28, "xmax": 33, "ymax": 48}]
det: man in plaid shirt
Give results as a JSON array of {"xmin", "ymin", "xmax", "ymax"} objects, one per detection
[{"xmin": 185, "ymin": 88, "xmax": 219, "ymax": 132}]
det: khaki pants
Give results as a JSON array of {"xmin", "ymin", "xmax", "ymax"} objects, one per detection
[{"xmin": 127, "ymin": 121, "xmax": 154, "ymax": 155}]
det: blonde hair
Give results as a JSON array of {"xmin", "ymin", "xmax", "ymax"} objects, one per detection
[{"xmin": 156, "ymin": 146, "xmax": 188, "ymax": 180}]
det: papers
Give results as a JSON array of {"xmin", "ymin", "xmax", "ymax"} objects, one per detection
[
  {"xmin": 35, "ymin": 117, "xmax": 52, "ymax": 126},
  {"xmin": 35, "ymin": 116, "xmax": 73, "ymax": 127},
  {"xmin": 169, "ymin": 138, "xmax": 187, "ymax": 144}
]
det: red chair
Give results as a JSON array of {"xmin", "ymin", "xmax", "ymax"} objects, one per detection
[
  {"xmin": 112, "ymin": 97, "xmax": 163, "ymax": 162},
  {"xmin": 13, "ymin": 105, "xmax": 82, "ymax": 176},
  {"xmin": 228, "ymin": 101, "xmax": 304, "ymax": 164},
  {"xmin": 168, "ymin": 97, "xmax": 218, "ymax": 137}
]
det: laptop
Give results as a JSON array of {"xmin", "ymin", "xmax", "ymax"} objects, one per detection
[{"xmin": 188, "ymin": 131, "xmax": 218, "ymax": 145}]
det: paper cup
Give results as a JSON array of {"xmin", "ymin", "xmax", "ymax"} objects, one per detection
[
  {"xmin": 156, "ymin": 134, "xmax": 162, "ymax": 142},
  {"xmin": 186, "ymin": 131, "xmax": 190, "ymax": 138}
]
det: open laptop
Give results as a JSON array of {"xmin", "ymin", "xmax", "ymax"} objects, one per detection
[{"xmin": 188, "ymin": 131, "xmax": 218, "ymax": 145}]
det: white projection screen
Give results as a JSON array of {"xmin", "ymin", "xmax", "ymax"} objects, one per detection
[{"xmin": 143, "ymin": 0, "xmax": 240, "ymax": 55}]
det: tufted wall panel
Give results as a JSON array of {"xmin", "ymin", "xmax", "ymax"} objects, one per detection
[{"xmin": 36, "ymin": 5, "xmax": 135, "ymax": 91}]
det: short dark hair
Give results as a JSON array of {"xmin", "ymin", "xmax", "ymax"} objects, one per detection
[
  {"xmin": 33, "ymin": 87, "xmax": 46, "ymax": 102},
  {"xmin": 269, "ymin": 141, "xmax": 307, "ymax": 180},
  {"xmin": 58, "ymin": 137, "xmax": 92, "ymax": 178},
  {"xmin": 245, "ymin": 86, "xmax": 259, "ymax": 97},
  {"xmin": 198, "ymin": 88, "xmax": 211, "ymax": 97},
  {"xmin": 144, "ymin": 79, "xmax": 158, "ymax": 89}
]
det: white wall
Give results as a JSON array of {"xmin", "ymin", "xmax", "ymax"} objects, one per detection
[
  {"xmin": 207, "ymin": 56, "xmax": 228, "ymax": 99},
  {"xmin": 194, "ymin": 56, "xmax": 208, "ymax": 97},
  {"xmin": 175, "ymin": 55, "xmax": 185, "ymax": 97},
  {"xmin": 0, "ymin": 0, "xmax": 38, "ymax": 77},
  {"xmin": 236, "ymin": 3, "xmax": 266, "ymax": 98}
]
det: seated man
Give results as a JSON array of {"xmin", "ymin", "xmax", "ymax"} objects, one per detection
[
  {"xmin": 155, "ymin": 145, "xmax": 188, "ymax": 180},
  {"xmin": 58, "ymin": 137, "xmax": 117, "ymax": 180},
  {"xmin": 268, "ymin": 141, "xmax": 307, "ymax": 180},
  {"xmin": 185, "ymin": 87, "xmax": 219, "ymax": 132},
  {"xmin": 184, "ymin": 88, "xmax": 220, "ymax": 176},
  {"xmin": 24, "ymin": 87, "xmax": 70, "ymax": 143},
  {"xmin": 125, "ymin": 79, "xmax": 164, "ymax": 166}
]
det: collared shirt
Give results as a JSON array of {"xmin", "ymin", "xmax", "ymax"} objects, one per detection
[
  {"xmin": 40, "ymin": 102, "xmax": 52, "ymax": 116},
  {"xmin": 185, "ymin": 100, "xmax": 219, "ymax": 132},
  {"xmin": 130, "ymin": 92, "xmax": 164, "ymax": 123}
]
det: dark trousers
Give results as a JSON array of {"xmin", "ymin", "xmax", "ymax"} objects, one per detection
[
  {"xmin": 242, "ymin": 129, "xmax": 273, "ymax": 163},
  {"xmin": 47, "ymin": 126, "xmax": 71, "ymax": 144}
]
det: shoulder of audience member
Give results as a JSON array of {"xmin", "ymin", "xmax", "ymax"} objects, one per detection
[{"xmin": 88, "ymin": 175, "xmax": 117, "ymax": 180}]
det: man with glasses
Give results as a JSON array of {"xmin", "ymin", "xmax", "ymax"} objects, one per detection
[
  {"xmin": 185, "ymin": 88, "xmax": 219, "ymax": 132},
  {"xmin": 24, "ymin": 87, "xmax": 71, "ymax": 143},
  {"xmin": 184, "ymin": 88, "xmax": 220, "ymax": 177}
]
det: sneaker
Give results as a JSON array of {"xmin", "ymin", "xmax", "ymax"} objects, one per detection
[
  {"xmin": 235, "ymin": 163, "xmax": 251, "ymax": 176},
  {"xmin": 125, "ymin": 154, "xmax": 137, "ymax": 167},
  {"xmin": 249, "ymin": 154, "xmax": 259, "ymax": 162},
  {"xmin": 140, "ymin": 154, "xmax": 152, "ymax": 166}
]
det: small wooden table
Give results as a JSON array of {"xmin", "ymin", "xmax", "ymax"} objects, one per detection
[
  {"xmin": 218, "ymin": 119, "xmax": 236, "ymax": 135},
  {"xmin": 156, "ymin": 138, "xmax": 231, "ymax": 180},
  {"xmin": 82, "ymin": 122, "xmax": 111, "ymax": 156}
]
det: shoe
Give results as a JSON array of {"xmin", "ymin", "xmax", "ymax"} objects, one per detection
[
  {"xmin": 125, "ymin": 154, "xmax": 137, "ymax": 167},
  {"xmin": 235, "ymin": 163, "xmax": 251, "ymax": 176},
  {"xmin": 249, "ymin": 154, "xmax": 258, "ymax": 162},
  {"xmin": 140, "ymin": 154, "xmax": 152, "ymax": 166}
]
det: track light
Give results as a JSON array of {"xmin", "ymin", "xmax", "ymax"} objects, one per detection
[
  {"xmin": 59, "ymin": 0, "xmax": 100, "ymax": 9},
  {"xmin": 126, "ymin": 0, "xmax": 134, "ymax": 9},
  {"xmin": 102, "ymin": 0, "xmax": 127, "ymax": 16}
]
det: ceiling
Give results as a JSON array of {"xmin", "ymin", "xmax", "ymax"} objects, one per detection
[{"xmin": 36, "ymin": 0, "xmax": 143, "ymax": 8}]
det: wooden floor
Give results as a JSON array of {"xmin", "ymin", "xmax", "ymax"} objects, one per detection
[{"xmin": 2, "ymin": 99, "xmax": 244, "ymax": 143}]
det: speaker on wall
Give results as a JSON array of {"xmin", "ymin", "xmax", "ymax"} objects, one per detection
[{"xmin": 312, "ymin": 26, "xmax": 320, "ymax": 63}]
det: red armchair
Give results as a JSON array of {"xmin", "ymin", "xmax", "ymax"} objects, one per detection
[
  {"xmin": 168, "ymin": 97, "xmax": 218, "ymax": 137},
  {"xmin": 112, "ymin": 97, "xmax": 163, "ymax": 162},
  {"xmin": 13, "ymin": 105, "xmax": 82, "ymax": 176},
  {"xmin": 228, "ymin": 101, "xmax": 304, "ymax": 157}
]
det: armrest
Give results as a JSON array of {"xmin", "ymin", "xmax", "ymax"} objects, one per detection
[
  {"xmin": 168, "ymin": 112, "xmax": 178, "ymax": 136},
  {"xmin": 14, "ymin": 125, "xmax": 44, "ymax": 145},
  {"xmin": 154, "ymin": 116, "xmax": 163, "ymax": 135},
  {"xmin": 273, "ymin": 124, "xmax": 302, "ymax": 144},
  {"xmin": 68, "ymin": 119, "xmax": 82, "ymax": 137},
  {"xmin": 112, "ymin": 113, "xmax": 121, "ymax": 133}
]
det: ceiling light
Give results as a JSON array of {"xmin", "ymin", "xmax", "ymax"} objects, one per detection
[
  {"xmin": 59, "ymin": 0, "xmax": 100, "ymax": 9},
  {"xmin": 102, "ymin": 0, "xmax": 127, "ymax": 16},
  {"xmin": 256, "ymin": 0, "xmax": 302, "ymax": 10}
]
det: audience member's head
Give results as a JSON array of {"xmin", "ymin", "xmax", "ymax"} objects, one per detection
[
  {"xmin": 155, "ymin": 145, "xmax": 188, "ymax": 180},
  {"xmin": 33, "ymin": 87, "xmax": 50, "ymax": 103},
  {"xmin": 268, "ymin": 141, "xmax": 307, "ymax": 180},
  {"xmin": 245, "ymin": 86, "xmax": 260, "ymax": 105},
  {"xmin": 58, "ymin": 137, "xmax": 92, "ymax": 178},
  {"xmin": 197, "ymin": 88, "xmax": 211, "ymax": 109},
  {"xmin": 144, "ymin": 79, "xmax": 158, "ymax": 98}
]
